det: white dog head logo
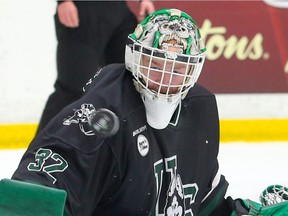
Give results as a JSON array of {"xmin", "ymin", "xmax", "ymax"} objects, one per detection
[{"xmin": 63, "ymin": 103, "xmax": 96, "ymax": 136}]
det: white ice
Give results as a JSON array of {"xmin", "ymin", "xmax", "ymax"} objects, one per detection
[{"xmin": 1, "ymin": 142, "xmax": 288, "ymax": 202}]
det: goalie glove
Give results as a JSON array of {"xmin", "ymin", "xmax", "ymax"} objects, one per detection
[{"xmin": 230, "ymin": 185, "xmax": 288, "ymax": 216}]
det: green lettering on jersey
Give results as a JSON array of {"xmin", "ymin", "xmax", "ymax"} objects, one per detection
[{"xmin": 153, "ymin": 155, "xmax": 199, "ymax": 216}]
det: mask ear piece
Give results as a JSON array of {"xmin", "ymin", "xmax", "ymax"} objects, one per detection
[{"xmin": 199, "ymin": 37, "xmax": 206, "ymax": 52}]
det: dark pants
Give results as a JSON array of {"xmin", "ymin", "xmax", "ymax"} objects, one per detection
[{"xmin": 37, "ymin": 1, "xmax": 137, "ymax": 133}]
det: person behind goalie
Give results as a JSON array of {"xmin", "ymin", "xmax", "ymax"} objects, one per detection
[{"xmin": 1, "ymin": 8, "xmax": 288, "ymax": 216}]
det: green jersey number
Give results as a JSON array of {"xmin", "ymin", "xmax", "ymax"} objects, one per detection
[{"xmin": 28, "ymin": 148, "xmax": 68, "ymax": 184}]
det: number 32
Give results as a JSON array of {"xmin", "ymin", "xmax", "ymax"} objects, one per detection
[{"xmin": 28, "ymin": 148, "xmax": 68, "ymax": 184}]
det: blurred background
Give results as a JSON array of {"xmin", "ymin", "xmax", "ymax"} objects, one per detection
[{"xmin": 0, "ymin": 0, "xmax": 288, "ymax": 202}]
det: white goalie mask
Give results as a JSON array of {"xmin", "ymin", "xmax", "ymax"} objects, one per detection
[{"xmin": 125, "ymin": 9, "xmax": 206, "ymax": 129}]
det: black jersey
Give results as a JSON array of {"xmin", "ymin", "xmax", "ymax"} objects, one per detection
[{"xmin": 12, "ymin": 64, "xmax": 229, "ymax": 215}]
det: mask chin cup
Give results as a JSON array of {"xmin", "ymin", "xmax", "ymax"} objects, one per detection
[{"xmin": 141, "ymin": 90, "xmax": 181, "ymax": 130}]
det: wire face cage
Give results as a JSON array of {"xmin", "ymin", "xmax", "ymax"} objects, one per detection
[{"xmin": 131, "ymin": 42, "xmax": 205, "ymax": 99}]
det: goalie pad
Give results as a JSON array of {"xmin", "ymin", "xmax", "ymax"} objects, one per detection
[
  {"xmin": 0, "ymin": 178, "xmax": 67, "ymax": 216},
  {"xmin": 231, "ymin": 198, "xmax": 288, "ymax": 216}
]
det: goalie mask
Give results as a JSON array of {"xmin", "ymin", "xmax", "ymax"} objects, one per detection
[{"xmin": 125, "ymin": 9, "xmax": 206, "ymax": 129}]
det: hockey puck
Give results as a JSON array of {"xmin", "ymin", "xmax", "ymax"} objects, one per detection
[{"xmin": 89, "ymin": 108, "xmax": 119, "ymax": 138}]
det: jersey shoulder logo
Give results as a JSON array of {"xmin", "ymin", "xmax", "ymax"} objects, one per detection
[{"xmin": 63, "ymin": 103, "xmax": 96, "ymax": 136}]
